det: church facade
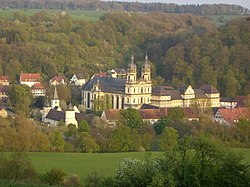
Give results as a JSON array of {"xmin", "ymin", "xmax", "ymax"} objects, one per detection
[
  {"xmin": 81, "ymin": 54, "xmax": 220, "ymax": 110},
  {"xmin": 82, "ymin": 54, "xmax": 152, "ymax": 110}
]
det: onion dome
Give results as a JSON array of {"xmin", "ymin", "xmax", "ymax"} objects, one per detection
[
  {"xmin": 142, "ymin": 54, "xmax": 150, "ymax": 71},
  {"xmin": 127, "ymin": 53, "xmax": 137, "ymax": 72}
]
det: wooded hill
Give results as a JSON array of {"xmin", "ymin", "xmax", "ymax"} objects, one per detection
[
  {"xmin": 0, "ymin": 0, "xmax": 248, "ymax": 15},
  {"xmin": 0, "ymin": 11, "xmax": 249, "ymax": 97}
]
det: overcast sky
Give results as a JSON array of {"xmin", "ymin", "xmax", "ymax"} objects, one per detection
[{"xmin": 102, "ymin": 0, "xmax": 250, "ymax": 9}]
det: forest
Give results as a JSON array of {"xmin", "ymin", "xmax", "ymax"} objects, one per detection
[
  {"xmin": 0, "ymin": 11, "xmax": 249, "ymax": 97},
  {"xmin": 0, "ymin": 0, "xmax": 248, "ymax": 15}
]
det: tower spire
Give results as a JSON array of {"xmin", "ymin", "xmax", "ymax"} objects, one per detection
[
  {"xmin": 145, "ymin": 52, "xmax": 148, "ymax": 62},
  {"xmin": 53, "ymin": 86, "xmax": 59, "ymax": 99},
  {"xmin": 131, "ymin": 52, "xmax": 134, "ymax": 63}
]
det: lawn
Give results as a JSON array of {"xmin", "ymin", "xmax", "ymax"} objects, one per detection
[
  {"xmin": 29, "ymin": 148, "xmax": 250, "ymax": 179},
  {"xmin": 0, "ymin": 8, "xmax": 105, "ymax": 22},
  {"xmin": 29, "ymin": 152, "xmax": 163, "ymax": 178}
]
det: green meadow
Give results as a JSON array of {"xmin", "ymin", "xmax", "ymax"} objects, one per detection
[
  {"xmin": 0, "ymin": 8, "xmax": 105, "ymax": 22},
  {"xmin": 29, "ymin": 149, "xmax": 250, "ymax": 179},
  {"xmin": 29, "ymin": 152, "xmax": 163, "ymax": 178}
]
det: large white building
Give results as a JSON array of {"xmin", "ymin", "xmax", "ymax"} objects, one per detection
[
  {"xmin": 81, "ymin": 54, "xmax": 220, "ymax": 111},
  {"xmin": 82, "ymin": 54, "xmax": 152, "ymax": 110}
]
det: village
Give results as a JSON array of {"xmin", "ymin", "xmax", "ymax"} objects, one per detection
[{"xmin": 0, "ymin": 54, "xmax": 249, "ymax": 127}]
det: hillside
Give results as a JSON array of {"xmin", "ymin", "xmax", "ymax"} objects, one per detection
[{"xmin": 0, "ymin": 11, "xmax": 249, "ymax": 96}]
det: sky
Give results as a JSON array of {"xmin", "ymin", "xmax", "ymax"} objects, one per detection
[{"xmin": 101, "ymin": 0, "xmax": 250, "ymax": 9}]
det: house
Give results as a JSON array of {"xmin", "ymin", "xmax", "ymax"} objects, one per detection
[
  {"xmin": 0, "ymin": 76, "xmax": 10, "ymax": 85},
  {"xmin": 183, "ymin": 107, "xmax": 199, "ymax": 121},
  {"xmin": 0, "ymin": 85, "xmax": 8, "ymax": 101},
  {"xmin": 31, "ymin": 82, "xmax": 46, "ymax": 97},
  {"xmin": 110, "ymin": 68, "xmax": 127, "ymax": 79},
  {"xmin": 40, "ymin": 87, "xmax": 85, "ymax": 127},
  {"xmin": 70, "ymin": 73, "xmax": 87, "ymax": 86},
  {"xmin": 138, "ymin": 108, "xmax": 168, "ymax": 124},
  {"xmin": 214, "ymin": 107, "xmax": 250, "ymax": 125},
  {"xmin": 49, "ymin": 75, "xmax": 66, "ymax": 86},
  {"xmin": 19, "ymin": 72, "xmax": 41, "ymax": 87},
  {"xmin": 220, "ymin": 97, "xmax": 237, "ymax": 109},
  {"xmin": 0, "ymin": 107, "xmax": 7, "ymax": 118},
  {"xmin": 82, "ymin": 54, "xmax": 152, "ymax": 110}
]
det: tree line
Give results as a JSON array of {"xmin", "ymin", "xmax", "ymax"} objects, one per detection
[
  {"xmin": 0, "ymin": 11, "xmax": 249, "ymax": 97},
  {"xmin": 0, "ymin": 108, "xmax": 249, "ymax": 153},
  {"xmin": 0, "ymin": 0, "xmax": 248, "ymax": 15}
]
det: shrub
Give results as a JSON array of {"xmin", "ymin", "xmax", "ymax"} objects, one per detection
[
  {"xmin": 115, "ymin": 158, "xmax": 160, "ymax": 187},
  {"xmin": 41, "ymin": 168, "xmax": 66, "ymax": 186},
  {"xmin": 63, "ymin": 174, "xmax": 81, "ymax": 187},
  {"xmin": 0, "ymin": 152, "xmax": 38, "ymax": 183}
]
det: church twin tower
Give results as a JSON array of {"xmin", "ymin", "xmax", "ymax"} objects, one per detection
[{"xmin": 124, "ymin": 53, "xmax": 152, "ymax": 108}]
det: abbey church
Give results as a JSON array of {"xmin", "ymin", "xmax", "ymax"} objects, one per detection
[
  {"xmin": 81, "ymin": 54, "xmax": 220, "ymax": 110},
  {"xmin": 82, "ymin": 54, "xmax": 152, "ymax": 110}
]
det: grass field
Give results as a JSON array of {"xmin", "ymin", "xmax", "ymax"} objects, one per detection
[
  {"xmin": 29, "ymin": 152, "xmax": 163, "ymax": 178},
  {"xmin": 29, "ymin": 148, "xmax": 250, "ymax": 179},
  {"xmin": 0, "ymin": 8, "xmax": 105, "ymax": 22}
]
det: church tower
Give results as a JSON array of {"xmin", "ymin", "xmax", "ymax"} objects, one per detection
[
  {"xmin": 126, "ymin": 53, "xmax": 137, "ymax": 83},
  {"xmin": 65, "ymin": 103, "xmax": 78, "ymax": 127},
  {"xmin": 141, "ymin": 53, "xmax": 151, "ymax": 82},
  {"xmin": 51, "ymin": 86, "xmax": 60, "ymax": 110}
]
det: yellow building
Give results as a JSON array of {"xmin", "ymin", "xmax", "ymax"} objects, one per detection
[
  {"xmin": 151, "ymin": 84, "xmax": 220, "ymax": 108},
  {"xmin": 82, "ymin": 54, "xmax": 152, "ymax": 110},
  {"xmin": 82, "ymin": 54, "xmax": 220, "ymax": 111}
]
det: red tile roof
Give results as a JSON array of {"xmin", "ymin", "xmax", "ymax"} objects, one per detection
[
  {"xmin": 103, "ymin": 109, "xmax": 120, "ymax": 121},
  {"xmin": 139, "ymin": 108, "xmax": 168, "ymax": 119},
  {"xmin": 20, "ymin": 73, "xmax": 41, "ymax": 82},
  {"xmin": 0, "ymin": 76, "xmax": 9, "ymax": 82},
  {"xmin": 32, "ymin": 82, "xmax": 45, "ymax": 90},
  {"xmin": 50, "ymin": 75, "xmax": 64, "ymax": 83},
  {"xmin": 218, "ymin": 107, "xmax": 250, "ymax": 124},
  {"xmin": 96, "ymin": 72, "xmax": 107, "ymax": 78},
  {"xmin": 103, "ymin": 108, "xmax": 168, "ymax": 121}
]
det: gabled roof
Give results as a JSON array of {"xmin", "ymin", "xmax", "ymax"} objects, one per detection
[
  {"xmin": 95, "ymin": 72, "xmax": 108, "ymax": 78},
  {"xmin": 139, "ymin": 108, "xmax": 168, "ymax": 119},
  {"xmin": 112, "ymin": 68, "xmax": 127, "ymax": 74},
  {"xmin": 194, "ymin": 89, "xmax": 206, "ymax": 98},
  {"xmin": 103, "ymin": 108, "xmax": 168, "ymax": 121},
  {"xmin": 233, "ymin": 96, "xmax": 247, "ymax": 108},
  {"xmin": 20, "ymin": 73, "xmax": 41, "ymax": 82},
  {"xmin": 45, "ymin": 109, "xmax": 65, "ymax": 122},
  {"xmin": 200, "ymin": 84, "xmax": 219, "ymax": 94},
  {"xmin": 83, "ymin": 75, "xmax": 126, "ymax": 94},
  {"xmin": 0, "ymin": 76, "xmax": 9, "ymax": 82},
  {"xmin": 140, "ymin": 104, "xmax": 160, "ymax": 109},
  {"xmin": 32, "ymin": 82, "xmax": 45, "ymax": 90},
  {"xmin": 45, "ymin": 109, "xmax": 86, "ymax": 123},
  {"xmin": 152, "ymin": 86, "xmax": 182, "ymax": 100},
  {"xmin": 50, "ymin": 75, "xmax": 65, "ymax": 83},
  {"xmin": 217, "ymin": 107, "xmax": 250, "ymax": 124},
  {"xmin": 178, "ymin": 84, "xmax": 188, "ymax": 95},
  {"xmin": 103, "ymin": 109, "xmax": 120, "ymax": 121}
]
